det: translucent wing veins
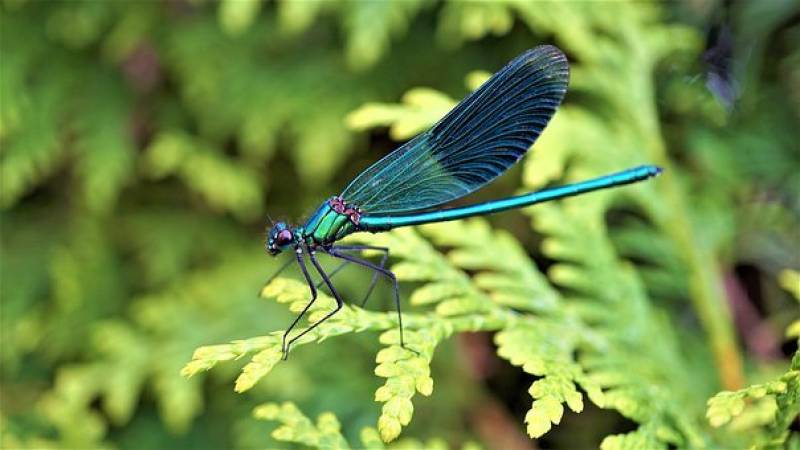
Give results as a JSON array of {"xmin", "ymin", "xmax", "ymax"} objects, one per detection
[{"xmin": 341, "ymin": 45, "xmax": 569, "ymax": 214}]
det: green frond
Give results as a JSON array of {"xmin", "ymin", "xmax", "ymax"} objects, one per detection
[
  {"xmin": 184, "ymin": 271, "xmax": 449, "ymax": 442},
  {"xmin": 38, "ymin": 364, "xmax": 112, "ymax": 448},
  {"xmin": 706, "ymin": 354, "xmax": 799, "ymax": 448},
  {"xmin": 39, "ymin": 249, "xmax": 280, "ymax": 443},
  {"xmin": 1, "ymin": 208, "xmax": 67, "ymax": 374},
  {"xmin": 143, "ymin": 131, "xmax": 263, "ymax": 220},
  {"xmin": 218, "ymin": 0, "xmax": 262, "ymax": 36},
  {"xmin": 496, "ymin": 320, "xmax": 591, "ymax": 438},
  {"xmin": 374, "ymin": 326, "xmax": 440, "ymax": 442},
  {"xmin": 525, "ymin": 200, "xmax": 708, "ymax": 447},
  {"xmin": 182, "ymin": 277, "xmax": 397, "ymax": 392},
  {"xmin": 703, "ymin": 272, "xmax": 800, "ymax": 448},
  {"xmin": 779, "ymin": 270, "xmax": 800, "ymax": 302},
  {"xmin": 184, "ymin": 215, "xmax": 712, "ymax": 446},
  {"xmin": 45, "ymin": 219, "xmax": 127, "ymax": 359},
  {"xmin": 600, "ymin": 426, "xmax": 666, "ymax": 450},
  {"xmin": 252, "ymin": 401, "xmax": 484, "ymax": 450},
  {"xmin": 436, "ymin": 1, "xmax": 514, "ymax": 47},
  {"xmin": 184, "ymin": 203, "xmax": 723, "ymax": 446},
  {"xmin": 346, "ymin": 88, "xmax": 456, "ymax": 141},
  {"xmin": 72, "ymin": 73, "xmax": 135, "ymax": 214},
  {"xmin": 187, "ymin": 226, "xmax": 525, "ymax": 442},
  {"xmin": 0, "ymin": 78, "xmax": 66, "ymax": 208},
  {"xmin": 780, "ymin": 270, "xmax": 800, "ymax": 339},
  {"xmin": 340, "ymin": 0, "xmax": 427, "ymax": 71},
  {"xmin": 276, "ymin": 0, "xmax": 328, "ymax": 36},
  {"xmin": 253, "ymin": 402, "xmax": 350, "ymax": 450},
  {"xmin": 5, "ymin": 1, "xmax": 797, "ymax": 448},
  {"xmin": 420, "ymin": 220, "xmax": 558, "ymax": 313},
  {"xmin": 120, "ymin": 208, "xmax": 250, "ymax": 286}
]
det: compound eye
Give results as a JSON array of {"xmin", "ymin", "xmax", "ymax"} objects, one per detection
[{"xmin": 276, "ymin": 229, "xmax": 293, "ymax": 246}]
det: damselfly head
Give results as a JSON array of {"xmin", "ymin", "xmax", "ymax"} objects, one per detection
[{"xmin": 266, "ymin": 221, "xmax": 296, "ymax": 255}]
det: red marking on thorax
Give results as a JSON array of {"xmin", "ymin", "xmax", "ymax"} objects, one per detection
[{"xmin": 329, "ymin": 196, "xmax": 362, "ymax": 226}]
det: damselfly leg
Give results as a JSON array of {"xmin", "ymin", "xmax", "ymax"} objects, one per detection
[
  {"xmin": 312, "ymin": 246, "xmax": 389, "ymax": 307},
  {"xmin": 282, "ymin": 249, "xmax": 344, "ymax": 357},
  {"xmin": 314, "ymin": 260, "xmax": 349, "ymax": 292},
  {"xmin": 326, "ymin": 246, "xmax": 415, "ymax": 354},
  {"xmin": 281, "ymin": 249, "xmax": 318, "ymax": 359},
  {"xmin": 318, "ymin": 245, "xmax": 389, "ymax": 307},
  {"xmin": 273, "ymin": 246, "xmax": 392, "ymax": 358},
  {"xmin": 332, "ymin": 245, "xmax": 390, "ymax": 307}
]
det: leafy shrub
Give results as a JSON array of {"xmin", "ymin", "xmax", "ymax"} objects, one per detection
[{"xmin": 2, "ymin": 1, "xmax": 797, "ymax": 449}]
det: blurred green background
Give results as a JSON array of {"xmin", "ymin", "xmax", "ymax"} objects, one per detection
[{"xmin": 1, "ymin": 1, "xmax": 799, "ymax": 449}]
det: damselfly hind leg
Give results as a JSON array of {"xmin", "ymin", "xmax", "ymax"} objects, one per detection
[
  {"xmin": 327, "ymin": 245, "xmax": 390, "ymax": 308},
  {"xmin": 314, "ymin": 260, "xmax": 350, "ymax": 293},
  {"xmin": 326, "ymin": 246, "xmax": 418, "ymax": 356}
]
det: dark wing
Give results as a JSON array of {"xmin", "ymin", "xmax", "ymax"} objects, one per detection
[{"xmin": 340, "ymin": 45, "xmax": 569, "ymax": 214}]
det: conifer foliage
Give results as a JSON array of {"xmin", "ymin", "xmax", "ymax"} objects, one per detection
[{"xmin": 2, "ymin": 1, "xmax": 798, "ymax": 449}]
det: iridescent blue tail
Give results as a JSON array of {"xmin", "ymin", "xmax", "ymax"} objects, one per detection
[{"xmin": 360, "ymin": 165, "xmax": 662, "ymax": 231}]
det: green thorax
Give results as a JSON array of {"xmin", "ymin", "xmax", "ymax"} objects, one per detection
[{"xmin": 302, "ymin": 199, "xmax": 359, "ymax": 245}]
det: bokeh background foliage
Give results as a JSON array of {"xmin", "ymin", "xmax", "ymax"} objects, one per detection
[{"xmin": 1, "ymin": 0, "xmax": 798, "ymax": 449}]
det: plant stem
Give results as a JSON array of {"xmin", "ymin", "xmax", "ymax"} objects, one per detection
[
  {"xmin": 625, "ymin": 29, "xmax": 745, "ymax": 388},
  {"xmin": 646, "ymin": 132, "xmax": 744, "ymax": 391}
]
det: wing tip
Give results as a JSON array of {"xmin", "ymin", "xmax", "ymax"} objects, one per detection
[
  {"xmin": 521, "ymin": 44, "xmax": 567, "ymax": 62},
  {"xmin": 514, "ymin": 44, "xmax": 570, "ymax": 88}
]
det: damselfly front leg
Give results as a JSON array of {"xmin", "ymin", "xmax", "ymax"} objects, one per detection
[
  {"xmin": 281, "ymin": 249, "xmax": 318, "ymax": 359},
  {"xmin": 282, "ymin": 249, "xmax": 344, "ymax": 357}
]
